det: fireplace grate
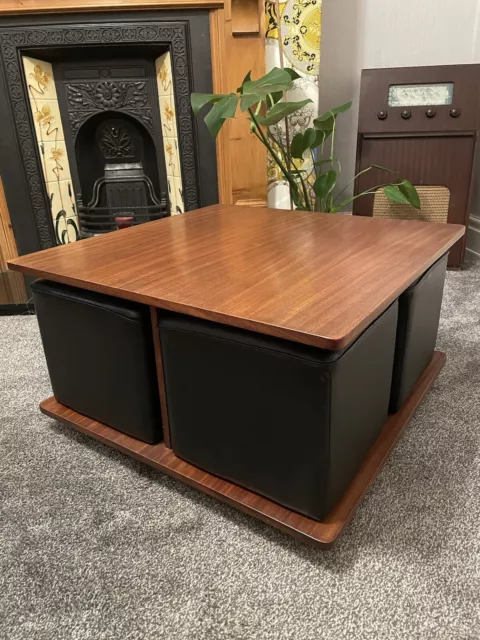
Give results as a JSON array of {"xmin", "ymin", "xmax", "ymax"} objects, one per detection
[
  {"xmin": 78, "ymin": 203, "xmax": 168, "ymax": 235},
  {"xmin": 77, "ymin": 162, "xmax": 169, "ymax": 236}
]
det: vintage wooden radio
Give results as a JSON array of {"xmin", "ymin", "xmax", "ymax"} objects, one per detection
[{"xmin": 353, "ymin": 64, "xmax": 480, "ymax": 267}]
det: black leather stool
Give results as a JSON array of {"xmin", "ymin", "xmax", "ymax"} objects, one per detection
[
  {"xmin": 32, "ymin": 279, "xmax": 162, "ymax": 444},
  {"xmin": 389, "ymin": 254, "xmax": 448, "ymax": 413},
  {"xmin": 158, "ymin": 302, "xmax": 398, "ymax": 521}
]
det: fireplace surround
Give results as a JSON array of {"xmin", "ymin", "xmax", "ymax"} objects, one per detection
[{"xmin": 0, "ymin": 9, "xmax": 218, "ymax": 255}]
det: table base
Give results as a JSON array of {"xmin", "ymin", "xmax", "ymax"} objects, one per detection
[{"xmin": 40, "ymin": 351, "xmax": 445, "ymax": 549}]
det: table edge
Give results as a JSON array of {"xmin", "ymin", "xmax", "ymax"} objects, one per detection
[{"xmin": 7, "ymin": 225, "xmax": 465, "ymax": 349}]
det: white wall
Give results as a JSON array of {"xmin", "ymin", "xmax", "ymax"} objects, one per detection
[{"xmin": 319, "ymin": 0, "xmax": 480, "ymax": 254}]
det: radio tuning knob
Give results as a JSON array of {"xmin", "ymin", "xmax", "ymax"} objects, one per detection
[
  {"xmin": 426, "ymin": 109, "xmax": 436, "ymax": 118},
  {"xmin": 450, "ymin": 108, "xmax": 461, "ymax": 117},
  {"xmin": 377, "ymin": 110, "xmax": 388, "ymax": 120},
  {"xmin": 401, "ymin": 109, "xmax": 412, "ymax": 119}
]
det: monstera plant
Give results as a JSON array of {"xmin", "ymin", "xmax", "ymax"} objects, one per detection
[{"xmin": 191, "ymin": 67, "xmax": 420, "ymax": 213}]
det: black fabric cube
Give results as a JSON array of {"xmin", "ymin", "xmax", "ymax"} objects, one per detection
[
  {"xmin": 389, "ymin": 253, "xmax": 448, "ymax": 413},
  {"xmin": 159, "ymin": 302, "xmax": 398, "ymax": 521},
  {"xmin": 32, "ymin": 279, "xmax": 162, "ymax": 444}
]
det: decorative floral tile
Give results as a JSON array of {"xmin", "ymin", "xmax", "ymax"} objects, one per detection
[
  {"xmin": 23, "ymin": 56, "xmax": 79, "ymax": 243},
  {"xmin": 47, "ymin": 179, "xmax": 77, "ymax": 219},
  {"xmin": 156, "ymin": 51, "xmax": 184, "ymax": 213},
  {"xmin": 22, "ymin": 56, "xmax": 58, "ymax": 101},
  {"xmin": 45, "ymin": 179, "xmax": 61, "ymax": 221},
  {"xmin": 167, "ymin": 176, "xmax": 174, "ymax": 214},
  {"xmin": 30, "ymin": 99, "xmax": 65, "ymax": 144},
  {"xmin": 39, "ymin": 141, "xmax": 72, "ymax": 184},
  {"xmin": 64, "ymin": 216, "xmax": 80, "ymax": 243},
  {"xmin": 173, "ymin": 177, "xmax": 184, "ymax": 215},
  {"xmin": 155, "ymin": 52, "xmax": 173, "ymax": 97},
  {"xmin": 53, "ymin": 214, "xmax": 80, "ymax": 245},
  {"xmin": 164, "ymin": 137, "xmax": 181, "ymax": 179},
  {"xmin": 159, "ymin": 94, "xmax": 178, "ymax": 139}
]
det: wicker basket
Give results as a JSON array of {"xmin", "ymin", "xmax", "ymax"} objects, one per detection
[{"xmin": 373, "ymin": 186, "xmax": 450, "ymax": 223}]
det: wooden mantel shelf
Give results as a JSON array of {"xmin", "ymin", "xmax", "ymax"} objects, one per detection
[{"xmin": 0, "ymin": 0, "xmax": 224, "ymax": 15}]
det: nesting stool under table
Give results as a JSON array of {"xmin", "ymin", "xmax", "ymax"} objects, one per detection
[{"xmin": 31, "ymin": 279, "xmax": 163, "ymax": 444}]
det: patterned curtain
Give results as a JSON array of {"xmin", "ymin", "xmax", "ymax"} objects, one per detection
[{"xmin": 265, "ymin": 0, "xmax": 322, "ymax": 209}]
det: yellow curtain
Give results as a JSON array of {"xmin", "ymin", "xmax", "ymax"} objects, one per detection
[{"xmin": 265, "ymin": 0, "xmax": 322, "ymax": 209}]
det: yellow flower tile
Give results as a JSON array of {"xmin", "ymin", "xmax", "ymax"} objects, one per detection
[
  {"xmin": 22, "ymin": 56, "xmax": 58, "ymax": 101},
  {"xmin": 30, "ymin": 99, "xmax": 65, "ymax": 144},
  {"xmin": 39, "ymin": 141, "xmax": 72, "ymax": 184},
  {"xmin": 164, "ymin": 137, "xmax": 181, "ymax": 179},
  {"xmin": 155, "ymin": 52, "xmax": 173, "ymax": 98},
  {"xmin": 159, "ymin": 95, "xmax": 177, "ymax": 138}
]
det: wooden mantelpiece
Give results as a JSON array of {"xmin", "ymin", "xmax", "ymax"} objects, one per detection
[
  {"xmin": 0, "ymin": 0, "xmax": 266, "ymax": 208},
  {"xmin": 0, "ymin": 1, "xmax": 224, "ymax": 14}
]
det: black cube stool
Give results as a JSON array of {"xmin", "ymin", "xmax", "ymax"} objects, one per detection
[
  {"xmin": 32, "ymin": 279, "xmax": 162, "ymax": 444},
  {"xmin": 389, "ymin": 254, "xmax": 448, "ymax": 413},
  {"xmin": 158, "ymin": 302, "xmax": 398, "ymax": 521}
]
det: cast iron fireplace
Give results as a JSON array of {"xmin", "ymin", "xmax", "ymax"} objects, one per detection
[
  {"xmin": 57, "ymin": 51, "xmax": 170, "ymax": 236},
  {"xmin": 0, "ymin": 9, "xmax": 218, "ymax": 256}
]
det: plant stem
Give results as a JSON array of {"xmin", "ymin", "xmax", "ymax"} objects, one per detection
[
  {"xmin": 333, "ymin": 166, "xmax": 373, "ymax": 205},
  {"xmin": 248, "ymin": 107, "xmax": 302, "ymax": 206},
  {"xmin": 310, "ymin": 148, "xmax": 317, "ymax": 179},
  {"xmin": 269, "ymin": 124, "xmax": 311, "ymax": 210},
  {"xmin": 271, "ymin": 125, "xmax": 291, "ymax": 173},
  {"xmin": 274, "ymin": 127, "xmax": 311, "ymax": 210},
  {"xmin": 330, "ymin": 117, "xmax": 336, "ymax": 172},
  {"xmin": 332, "ymin": 179, "xmax": 409, "ymax": 212}
]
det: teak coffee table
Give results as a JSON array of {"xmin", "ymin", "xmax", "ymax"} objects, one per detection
[{"xmin": 8, "ymin": 204, "xmax": 465, "ymax": 548}]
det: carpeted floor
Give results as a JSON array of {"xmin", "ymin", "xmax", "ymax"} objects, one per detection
[{"xmin": 1, "ymin": 256, "xmax": 479, "ymax": 640}]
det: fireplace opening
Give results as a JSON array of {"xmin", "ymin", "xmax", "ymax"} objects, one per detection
[{"xmin": 75, "ymin": 113, "xmax": 167, "ymax": 235}]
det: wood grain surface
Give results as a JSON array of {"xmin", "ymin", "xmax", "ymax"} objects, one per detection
[
  {"xmin": 40, "ymin": 351, "xmax": 446, "ymax": 548},
  {"xmin": 9, "ymin": 204, "xmax": 464, "ymax": 349},
  {"xmin": 0, "ymin": 176, "xmax": 27, "ymax": 304},
  {"xmin": 0, "ymin": 0, "xmax": 223, "ymax": 14},
  {"xmin": 210, "ymin": 3, "xmax": 267, "ymax": 207}
]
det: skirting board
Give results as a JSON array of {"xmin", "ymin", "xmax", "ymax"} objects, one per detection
[{"xmin": 40, "ymin": 351, "xmax": 446, "ymax": 549}]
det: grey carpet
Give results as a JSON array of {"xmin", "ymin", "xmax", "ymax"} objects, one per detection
[{"xmin": 1, "ymin": 257, "xmax": 479, "ymax": 640}]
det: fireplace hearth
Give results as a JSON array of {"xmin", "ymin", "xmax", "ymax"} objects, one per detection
[{"xmin": 0, "ymin": 9, "xmax": 218, "ymax": 255}]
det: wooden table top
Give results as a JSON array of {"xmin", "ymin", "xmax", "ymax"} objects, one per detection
[{"xmin": 8, "ymin": 204, "xmax": 464, "ymax": 349}]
